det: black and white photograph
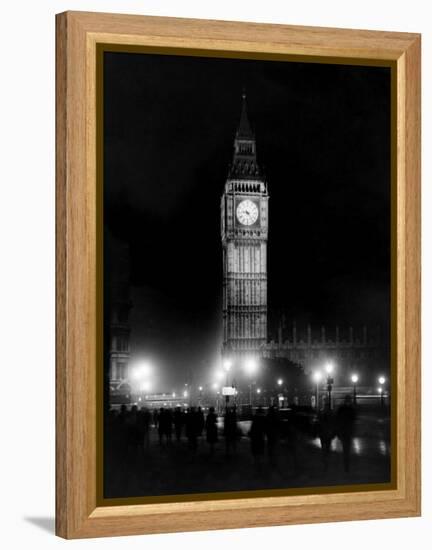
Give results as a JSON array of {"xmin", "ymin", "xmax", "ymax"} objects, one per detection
[{"xmin": 102, "ymin": 50, "xmax": 392, "ymax": 501}]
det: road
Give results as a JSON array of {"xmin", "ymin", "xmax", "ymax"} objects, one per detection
[{"xmin": 104, "ymin": 406, "xmax": 391, "ymax": 499}]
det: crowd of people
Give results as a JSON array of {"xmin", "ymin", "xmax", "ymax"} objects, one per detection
[{"xmin": 106, "ymin": 396, "xmax": 357, "ymax": 472}]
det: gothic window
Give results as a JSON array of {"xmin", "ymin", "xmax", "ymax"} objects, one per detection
[
  {"xmin": 117, "ymin": 336, "xmax": 128, "ymax": 352},
  {"xmin": 117, "ymin": 361, "xmax": 127, "ymax": 380}
]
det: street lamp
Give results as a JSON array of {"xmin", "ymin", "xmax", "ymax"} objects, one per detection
[
  {"xmin": 325, "ymin": 362, "xmax": 335, "ymax": 410},
  {"xmin": 131, "ymin": 361, "xmax": 152, "ymax": 380},
  {"xmin": 131, "ymin": 361, "xmax": 153, "ymax": 402},
  {"xmin": 378, "ymin": 386, "xmax": 384, "ymax": 406},
  {"xmin": 141, "ymin": 381, "xmax": 151, "ymax": 393},
  {"xmin": 256, "ymin": 387, "xmax": 261, "ymax": 406},
  {"xmin": 244, "ymin": 357, "xmax": 258, "ymax": 375},
  {"xmin": 276, "ymin": 378, "xmax": 284, "ymax": 407},
  {"xmin": 197, "ymin": 385, "xmax": 203, "ymax": 407},
  {"xmin": 351, "ymin": 373, "xmax": 359, "ymax": 405},
  {"xmin": 313, "ymin": 371, "xmax": 322, "ymax": 409},
  {"xmin": 215, "ymin": 370, "xmax": 224, "ymax": 381},
  {"xmin": 244, "ymin": 357, "xmax": 259, "ymax": 407},
  {"xmin": 244, "ymin": 357, "xmax": 258, "ymax": 407},
  {"xmin": 378, "ymin": 376, "xmax": 386, "ymax": 406},
  {"xmin": 222, "ymin": 358, "xmax": 233, "ymax": 406},
  {"xmin": 223, "ymin": 358, "xmax": 232, "ymax": 372}
]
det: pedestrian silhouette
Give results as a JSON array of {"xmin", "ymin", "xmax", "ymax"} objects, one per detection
[
  {"xmin": 158, "ymin": 408, "xmax": 172, "ymax": 447},
  {"xmin": 196, "ymin": 406, "xmax": 205, "ymax": 437},
  {"xmin": 205, "ymin": 407, "xmax": 218, "ymax": 455},
  {"xmin": 137, "ymin": 406, "xmax": 151, "ymax": 450},
  {"xmin": 250, "ymin": 407, "xmax": 266, "ymax": 469},
  {"xmin": 125, "ymin": 405, "xmax": 140, "ymax": 460},
  {"xmin": 224, "ymin": 406, "xmax": 238, "ymax": 457},
  {"xmin": 185, "ymin": 407, "xmax": 199, "ymax": 452},
  {"xmin": 265, "ymin": 406, "xmax": 279, "ymax": 464},
  {"xmin": 316, "ymin": 407, "xmax": 335, "ymax": 472},
  {"xmin": 173, "ymin": 406, "xmax": 184, "ymax": 442},
  {"xmin": 335, "ymin": 395, "xmax": 356, "ymax": 472},
  {"xmin": 152, "ymin": 409, "xmax": 159, "ymax": 430}
]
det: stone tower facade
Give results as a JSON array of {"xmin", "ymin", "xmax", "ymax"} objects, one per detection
[
  {"xmin": 107, "ymin": 236, "xmax": 132, "ymax": 386},
  {"xmin": 221, "ymin": 92, "xmax": 269, "ymax": 361}
]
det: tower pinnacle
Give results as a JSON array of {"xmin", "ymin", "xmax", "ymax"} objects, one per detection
[
  {"xmin": 237, "ymin": 89, "xmax": 254, "ymax": 139},
  {"xmin": 230, "ymin": 90, "xmax": 260, "ymax": 179}
]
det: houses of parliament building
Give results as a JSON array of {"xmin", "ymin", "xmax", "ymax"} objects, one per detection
[
  {"xmin": 107, "ymin": 91, "xmax": 388, "ymax": 394},
  {"xmin": 220, "ymin": 92, "xmax": 388, "ymax": 385}
]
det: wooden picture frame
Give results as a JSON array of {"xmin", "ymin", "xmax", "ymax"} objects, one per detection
[{"xmin": 56, "ymin": 11, "xmax": 421, "ymax": 539}]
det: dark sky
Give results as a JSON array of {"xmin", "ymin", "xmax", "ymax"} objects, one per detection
[{"xmin": 104, "ymin": 51, "xmax": 391, "ymax": 389}]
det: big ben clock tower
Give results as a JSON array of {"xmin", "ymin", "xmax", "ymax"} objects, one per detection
[{"xmin": 221, "ymin": 92, "xmax": 269, "ymax": 362}]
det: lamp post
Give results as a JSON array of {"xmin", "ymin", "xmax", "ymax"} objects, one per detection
[
  {"xmin": 256, "ymin": 387, "xmax": 261, "ymax": 406},
  {"xmin": 223, "ymin": 358, "xmax": 232, "ymax": 408},
  {"xmin": 244, "ymin": 357, "xmax": 258, "ymax": 408},
  {"xmin": 277, "ymin": 378, "xmax": 283, "ymax": 407},
  {"xmin": 378, "ymin": 387, "xmax": 383, "ymax": 407},
  {"xmin": 313, "ymin": 371, "xmax": 322, "ymax": 410},
  {"xmin": 351, "ymin": 374, "xmax": 359, "ymax": 406},
  {"xmin": 378, "ymin": 376, "xmax": 385, "ymax": 407},
  {"xmin": 131, "ymin": 361, "xmax": 153, "ymax": 403},
  {"xmin": 325, "ymin": 362, "xmax": 334, "ymax": 410},
  {"xmin": 212, "ymin": 383, "xmax": 219, "ymax": 412}
]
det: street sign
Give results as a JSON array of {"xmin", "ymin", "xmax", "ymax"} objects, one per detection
[{"xmin": 222, "ymin": 386, "xmax": 236, "ymax": 396}]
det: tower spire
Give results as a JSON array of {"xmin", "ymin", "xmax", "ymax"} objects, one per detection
[
  {"xmin": 229, "ymin": 89, "xmax": 260, "ymax": 179},
  {"xmin": 237, "ymin": 88, "xmax": 254, "ymax": 139}
]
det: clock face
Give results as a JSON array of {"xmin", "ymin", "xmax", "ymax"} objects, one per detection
[{"xmin": 236, "ymin": 199, "xmax": 259, "ymax": 226}]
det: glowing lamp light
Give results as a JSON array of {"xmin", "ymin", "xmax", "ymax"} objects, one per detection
[
  {"xmin": 277, "ymin": 378, "xmax": 283, "ymax": 386},
  {"xmin": 351, "ymin": 374, "xmax": 359, "ymax": 384},
  {"xmin": 183, "ymin": 390, "xmax": 188, "ymax": 398},
  {"xmin": 325, "ymin": 362, "xmax": 334, "ymax": 374},
  {"xmin": 378, "ymin": 376, "xmax": 386, "ymax": 385},
  {"xmin": 133, "ymin": 361, "xmax": 152, "ymax": 379},
  {"xmin": 378, "ymin": 387, "xmax": 383, "ymax": 394},
  {"xmin": 223, "ymin": 359, "xmax": 232, "ymax": 372},
  {"xmin": 244, "ymin": 358, "xmax": 258, "ymax": 375},
  {"xmin": 313, "ymin": 371, "xmax": 322, "ymax": 383},
  {"xmin": 256, "ymin": 388, "xmax": 261, "ymax": 394},
  {"xmin": 141, "ymin": 381, "xmax": 151, "ymax": 392},
  {"xmin": 131, "ymin": 370, "xmax": 141, "ymax": 381}
]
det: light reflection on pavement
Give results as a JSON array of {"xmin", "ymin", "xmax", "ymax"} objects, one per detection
[{"xmin": 308, "ymin": 436, "xmax": 390, "ymax": 457}]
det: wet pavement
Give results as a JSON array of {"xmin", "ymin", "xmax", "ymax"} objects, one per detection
[{"xmin": 104, "ymin": 406, "xmax": 391, "ymax": 499}]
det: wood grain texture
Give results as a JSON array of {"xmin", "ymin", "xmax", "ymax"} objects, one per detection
[{"xmin": 55, "ymin": 11, "xmax": 421, "ymax": 539}]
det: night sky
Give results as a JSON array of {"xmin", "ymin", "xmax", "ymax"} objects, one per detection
[{"xmin": 104, "ymin": 51, "xmax": 391, "ymax": 389}]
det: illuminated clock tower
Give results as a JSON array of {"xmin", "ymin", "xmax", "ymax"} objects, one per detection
[{"xmin": 221, "ymin": 92, "xmax": 269, "ymax": 361}]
